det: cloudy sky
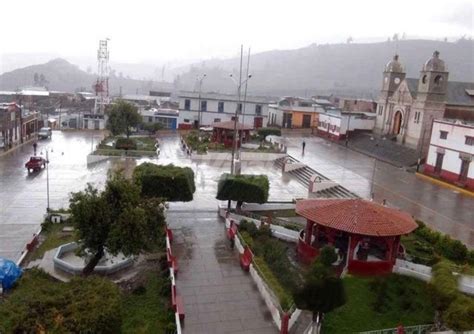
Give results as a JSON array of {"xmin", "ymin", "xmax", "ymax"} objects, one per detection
[{"xmin": 0, "ymin": 0, "xmax": 472, "ymax": 64}]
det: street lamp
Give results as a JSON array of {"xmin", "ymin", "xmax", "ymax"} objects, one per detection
[
  {"xmin": 229, "ymin": 72, "xmax": 252, "ymax": 173},
  {"xmin": 40, "ymin": 147, "xmax": 52, "ymax": 212},
  {"xmin": 196, "ymin": 74, "xmax": 206, "ymax": 129}
]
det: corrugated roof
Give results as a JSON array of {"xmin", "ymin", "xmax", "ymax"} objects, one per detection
[{"xmin": 296, "ymin": 199, "xmax": 417, "ymax": 237}]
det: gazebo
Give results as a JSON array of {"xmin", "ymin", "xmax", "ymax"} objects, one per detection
[
  {"xmin": 211, "ymin": 121, "xmax": 253, "ymax": 148},
  {"xmin": 296, "ymin": 199, "xmax": 417, "ymax": 275}
]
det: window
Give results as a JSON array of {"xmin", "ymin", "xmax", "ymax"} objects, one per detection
[
  {"xmin": 148, "ymin": 116, "xmax": 153, "ymax": 123},
  {"xmin": 434, "ymin": 75, "xmax": 443, "ymax": 86},
  {"xmin": 214, "ymin": 118, "xmax": 221, "ymax": 123},
  {"xmin": 218, "ymin": 101, "xmax": 224, "ymax": 113},
  {"xmin": 184, "ymin": 99, "xmax": 191, "ymax": 110},
  {"xmin": 237, "ymin": 103, "xmax": 242, "ymax": 114},
  {"xmin": 255, "ymin": 105, "xmax": 262, "ymax": 115},
  {"xmin": 378, "ymin": 105, "xmax": 383, "ymax": 115},
  {"xmin": 422, "ymin": 75, "xmax": 427, "ymax": 84},
  {"xmin": 414, "ymin": 111, "xmax": 421, "ymax": 124},
  {"xmin": 184, "ymin": 119, "xmax": 190, "ymax": 123},
  {"xmin": 200, "ymin": 100, "xmax": 207, "ymax": 112},
  {"xmin": 440, "ymin": 131, "xmax": 448, "ymax": 139},
  {"xmin": 465, "ymin": 136, "xmax": 474, "ymax": 146}
]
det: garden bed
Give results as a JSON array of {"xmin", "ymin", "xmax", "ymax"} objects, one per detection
[
  {"xmin": 322, "ymin": 275, "xmax": 435, "ymax": 333},
  {"xmin": 93, "ymin": 136, "xmax": 158, "ymax": 157}
]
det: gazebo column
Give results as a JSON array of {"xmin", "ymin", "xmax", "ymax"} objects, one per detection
[
  {"xmin": 327, "ymin": 228, "xmax": 336, "ymax": 246},
  {"xmin": 391, "ymin": 236, "xmax": 401, "ymax": 263},
  {"xmin": 348, "ymin": 235, "xmax": 359, "ymax": 261},
  {"xmin": 304, "ymin": 220, "xmax": 315, "ymax": 244}
]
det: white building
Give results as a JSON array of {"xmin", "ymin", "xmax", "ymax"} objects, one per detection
[
  {"xmin": 177, "ymin": 91, "xmax": 270, "ymax": 129},
  {"xmin": 423, "ymin": 119, "xmax": 474, "ymax": 190},
  {"xmin": 140, "ymin": 108, "xmax": 178, "ymax": 130},
  {"xmin": 317, "ymin": 110, "xmax": 376, "ymax": 140}
]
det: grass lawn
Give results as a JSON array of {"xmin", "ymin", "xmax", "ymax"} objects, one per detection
[
  {"xmin": 25, "ymin": 223, "xmax": 75, "ymax": 262},
  {"xmin": 94, "ymin": 136, "xmax": 158, "ymax": 156},
  {"xmin": 121, "ymin": 270, "xmax": 175, "ymax": 334},
  {"xmin": 322, "ymin": 274, "xmax": 434, "ymax": 333}
]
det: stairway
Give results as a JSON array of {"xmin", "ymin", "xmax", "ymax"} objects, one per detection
[{"xmin": 274, "ymin": 156, "xmax": 359, "ymax": 199}]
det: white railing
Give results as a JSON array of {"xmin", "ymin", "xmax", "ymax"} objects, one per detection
[{"xmin": 358, "ymin": 324, "xmax": 433, "ymax": 334}]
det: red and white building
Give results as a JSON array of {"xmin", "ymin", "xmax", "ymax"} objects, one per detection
[
  {"xmin": 423, "ymin": 119, "xmax": 474, "ymax": 190},
  {"xmin": 317, "ymin": 109, "xmax": 376, "ymax": 140}
]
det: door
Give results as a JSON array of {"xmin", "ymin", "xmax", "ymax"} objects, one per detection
[
  {"xmin": 459, "ymin": 159, "xmax": 470, "ymax": 182},
  {"xmin": 84, "ymin": 119, "xmax": 88, "ymax": 129},
  {"xmin": 283, "ymin": 113, "xmax": 292, "ymax": 128},
  {"xmin": 393, "ymin": 111, "xmax": 402, "ymax": 135},
  {"xmin": 94, "ymin": 120, "xmax": 100, "ymax": 130},
  {"xmin": 253, "ymin": 117, "xmax": 263, "ymax": 128},
  {"xmin": 302, "ymin": 114, "xmax": 311, "ymax": 128},
  {"xmin": 434, "ymin": 153, "xmax": 444, "ymax": 174}
]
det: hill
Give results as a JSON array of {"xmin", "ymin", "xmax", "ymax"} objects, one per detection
[
  {"xmin": 174, "ymin": 39, "xmax": 474, "ymax": 98},
  {"xmin": 0, "ymin": 58, "xmax": 173, "ymax": 94}
]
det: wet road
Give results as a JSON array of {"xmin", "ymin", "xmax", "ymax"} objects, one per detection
[
  {"xmin": 273, "ymin": 135, "xmax": 474, "ymax": 248},
  {"xmin": 0, "ymin": 132, "xmax": 308, "ymax": 261}
]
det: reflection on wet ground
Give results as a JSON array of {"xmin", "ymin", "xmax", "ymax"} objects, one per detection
[{"xmin": 168, "ymin": 211, "xmax": 276, "ymax": 334}]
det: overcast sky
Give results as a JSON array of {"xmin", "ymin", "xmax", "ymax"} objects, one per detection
[{"xmin": 0, "ymin": 0, "xmax": 472, "ymax": 65}]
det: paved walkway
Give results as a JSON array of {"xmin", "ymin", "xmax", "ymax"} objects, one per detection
[{"xmin": 168, "ymin": 210, "xmax": 277, "ymax": 334}]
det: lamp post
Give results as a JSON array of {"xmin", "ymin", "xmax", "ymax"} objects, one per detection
[{"xmin": 196, "ymin": 74, "xmax": 206, "ymax": 129}]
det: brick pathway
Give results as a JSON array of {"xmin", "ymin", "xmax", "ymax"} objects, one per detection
[{"xmin": 168, "ymin": 210, "xmax": 277, "ymax": 334}]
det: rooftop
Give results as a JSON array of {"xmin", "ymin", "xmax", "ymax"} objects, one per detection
[
  {"xmin": 211, "ymin": 120, "xmax": 253, "ymax": 130},
  {"xmin": 178, "ymin": 91, "xmax": 271, "ymax": 104},
  {"xmin": 296, "ymin": 199, "xmax": 417, "ymax": 237}
]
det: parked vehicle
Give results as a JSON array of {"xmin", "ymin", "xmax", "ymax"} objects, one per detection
[
  {"xmin": 38, "ymin": 127, "xmax": 52, "ymax": 139},
  {"xmin": 25, "ymin": 156, "xmax": 47, "ymax": 173}
]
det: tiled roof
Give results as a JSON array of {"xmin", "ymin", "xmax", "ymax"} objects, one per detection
[
  {"xmin": 404, "ymin": 78, "xmax": 474, "ymax": 106},
  {"xmin": 296, "ymin": 199, "xmax": 417, "ymax": 237}
]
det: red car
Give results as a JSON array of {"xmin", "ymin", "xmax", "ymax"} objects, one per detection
[{"xmin": 25, "ymin": 156, "xmax": 47, "ymax": 173}]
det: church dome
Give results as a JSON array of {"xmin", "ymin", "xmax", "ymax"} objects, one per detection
[
  {"xmin": 423, "ymin": 51, "xmax": 446, "ymax": 72},
  {"xmin": 385, "ymin": 54, "xmax": 404, "ymax": 73}
]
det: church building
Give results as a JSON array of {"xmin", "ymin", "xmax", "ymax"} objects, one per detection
[{"xmin": 375, "ymin": 51, "xmax": 474, "ymax": 156}]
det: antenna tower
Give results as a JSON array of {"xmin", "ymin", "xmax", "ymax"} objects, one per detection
[{"xmin": 93, "ymin": 38, "xmax": 110, "ymax": 114}]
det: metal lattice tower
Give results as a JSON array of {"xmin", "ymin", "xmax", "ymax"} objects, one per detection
[{"xmin": 93, "ymin": 38, "xmax": 110, "ymax": 114}]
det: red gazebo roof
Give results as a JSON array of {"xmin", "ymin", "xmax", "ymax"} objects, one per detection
[
  {"xmin": 212, "ymin": 121, "xmax": 253, "ymax": 130},
  {"xmin": 296, "ymin": 199, "xmax": 417, "ymax": 237}
]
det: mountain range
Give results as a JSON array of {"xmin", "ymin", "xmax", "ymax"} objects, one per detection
[{"xmin": 0, "ymin": 39, "xmax": 472, "ymax": 98}]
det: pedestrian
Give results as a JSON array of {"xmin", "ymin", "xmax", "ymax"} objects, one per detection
[
  {"xmin": 33, "ymin": 142, "xmax": 37, "ymax": 156},
  {"xmin": 302, "ymin": 140, "xmax": 306, "ymax": 154}
]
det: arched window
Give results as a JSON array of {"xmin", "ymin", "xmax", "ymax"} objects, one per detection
[
  {"xmin": 434, "ymin": 75, "xmax": 443, "ymax": 85},
  {"xmin": 422, "ymin": 75, "xmax": 427, "ymax": 84}
]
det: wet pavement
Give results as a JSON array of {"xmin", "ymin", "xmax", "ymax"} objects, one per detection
[
  {"xmin": 272, "ymin": 135, "xmax": 474, "ymax": 248},
  {"xmin": 0, "ymin": 131, "xmax": 308, "ymax": 261},
  {"xmin": 168, "ymin": 210, "xmax": 277, "ymax": 334}
]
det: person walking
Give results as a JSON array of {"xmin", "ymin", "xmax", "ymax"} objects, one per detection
[{"xmin": 302, "ymin": 140, "xmax": 306, "ymax": 154}]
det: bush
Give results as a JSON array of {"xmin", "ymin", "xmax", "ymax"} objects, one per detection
[
  {"xmin": 257, "ymin": 127, "xmax": 281, "ymax": 140},
  {"xmin": 429, "ymin": 261, "xmax": 459, "ymax": 311},
  {"xmin": 319, "ymin": 246, "xmax": 338, "ymax": 267},
  {"xmin": 443, "ymin": 295, "xmax": 474, "ymax": 331},
  {"xmin": 437, "ymin": 235, "xmax": 468, "ymax": 264},
  {"xmin": 133, "ymin": 163, "xmax": 195, "ymax": 201},
  {"xmin": 216, "ymin": 174, "xmax": 269, "ymax": 207},
  {"xmin": 116, "ymin": 137, "xmax": 137, "ymax": 150},
  {"xmin": 142, "ymin": 122, "xmax": 163, "ymax": 133},
  {"xmin": 239, "ymin": 220, "xmax": 258, "ymax": 237},
  {"xmin": 0, "ymin": 269, "xmax": 122, "ymax": 334}
]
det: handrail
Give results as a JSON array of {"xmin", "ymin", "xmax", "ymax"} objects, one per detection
[{"xmin": 357, "ymin": 324, "xmax": 433, "ymax": 334}]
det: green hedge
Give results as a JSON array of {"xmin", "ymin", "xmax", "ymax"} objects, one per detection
[
  {"xmin": 133, "ymin": 163, "xmax": 195, "ymax": 202},
  {"xmin": 216, "ymin": 174, "xmax": 269, "ymax": 204},
  {"xmin": 116, "ymin": 137, "xmax": 137, "ymax": 150},
  {"xmin": 257, "ymin": 128, "xmax": 281, "ymax": 139}
]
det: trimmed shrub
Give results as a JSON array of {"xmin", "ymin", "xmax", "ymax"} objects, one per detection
[
  {"xmin": 239, "ymin": 220, "xmax": 259, "ymax": 237},
  {"xmin": 133, "ymin": 163, "xmax": 195, "ymax": 201},
  {"xmin": 115, "ymin": 137, "xmax": 137, "ymax": 150},
  {"xmin": 257, "ymin": 127, "xmax": 281, "ymax": 139},
  {"xmin": 429, "ymin": 261, "xmax": 459, "ymax": 311},
  {"xmin": 443, "ymin": 295, "xmax": 474, "ymax": 331},
  {"xmin": 216, "ymin": 173, "xmax": 269, "ymax": 207}
]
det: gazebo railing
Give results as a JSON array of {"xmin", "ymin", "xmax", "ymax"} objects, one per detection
[{"xmin": 357, "ymin": 324, "xmax": 433, "ymax": 334}]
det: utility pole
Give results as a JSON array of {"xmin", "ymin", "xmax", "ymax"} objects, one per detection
[
  {"xmin": 46, "ymin": 149, "xmax": 50, "ymax": 212},
  {"xmin": 239, "ymin": 48, "xmax": 251, "ymax": 152},
  {"xmin": 370, "ymin": 158, "xmax": 377, "ymax": 200},
  {"xmin": 230, "ymin": 45, "xmax": 244, "ymax": 175},
  {"xmin": 196, "ymin": 74, "xmax": 206, "ymax": 129}
]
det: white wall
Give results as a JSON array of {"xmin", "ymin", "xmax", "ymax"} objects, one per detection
[
  {"xmin": 318, "ymin": 113, "xmax": 341, "ymax": 136},
  {"xmin": 426, "ymin": 120, "xmax": 474, "ymax": 178},
  {"xmin": 178, "ymin": 96, "xmax": 268, "ymax": 127}
]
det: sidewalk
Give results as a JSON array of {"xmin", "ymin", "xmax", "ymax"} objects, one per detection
[{"xmin": 167, "ymin": 210, "xmax": 277, "ymax": 334}]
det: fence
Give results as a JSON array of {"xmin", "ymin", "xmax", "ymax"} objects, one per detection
[{"xmin": 358, "ymin": 324, "xmax": 433, "ymax": 334}]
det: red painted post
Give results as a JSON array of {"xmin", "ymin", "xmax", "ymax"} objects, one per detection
[{"xmin": 280, "ymin": 312, "xmax": 290, "ymax": 334}]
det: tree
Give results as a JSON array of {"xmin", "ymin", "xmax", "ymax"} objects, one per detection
[
  {"xmin": 133, "ymin": 163, "xmax": 195, "ymax": 202},
  {"xmin": 216, "ymin": 173, "xmax": 269, "ymax": 209},
  {"xmin": 294, "ymin": 246, "xmax": 346, "ymax": 333},
  {"xmin": 69, "ymin": 173, "xmax": 165, "ymax": 275},
  {"xmin": 106, "ymin": 100, "xmax": 142, "ymax": 138}
]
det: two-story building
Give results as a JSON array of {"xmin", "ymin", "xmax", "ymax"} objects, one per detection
[
  {"xmin": 177, "ymin": 91, "xmax": 270, "ymax": 129},
  {"xmin": 0, "ymin": 103, "xmax": 39, "ymax": 151},
  {"xmin": 423, "ymin": 119, "xmax": 474, "ymax": 190}
]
